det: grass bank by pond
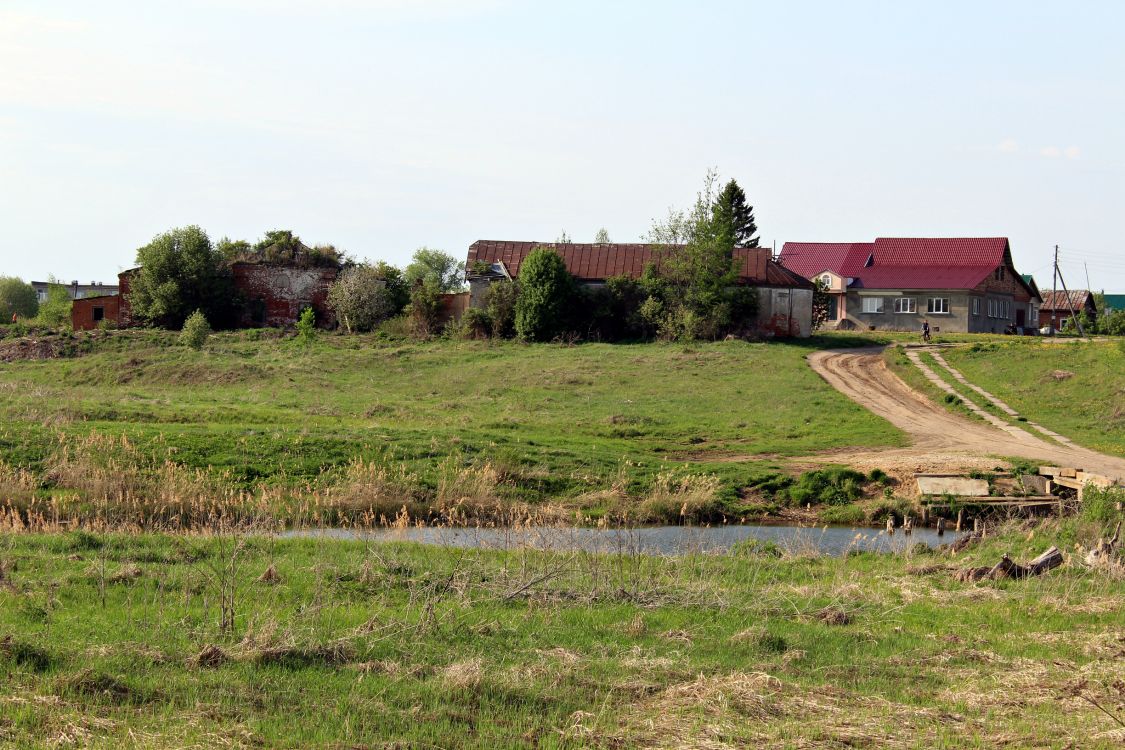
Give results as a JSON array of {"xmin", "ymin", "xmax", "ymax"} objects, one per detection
[
  {"xmin": 1, "ymin": 521, "xmax": 1122, "ymax": 748},
  {"xmin": 0, "ymin": 331, "xmax": 908, "ymax": 526}
]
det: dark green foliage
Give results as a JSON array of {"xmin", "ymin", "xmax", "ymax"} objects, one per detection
[
  {"xmin": 711, "ymin": 178, "xmax": 759, "ymax": 247},
  {"xmin": 484, "ymin": 280, "xmax": 518, "ymax": 338},
  {"xmin": 0, "ymin": 276, "xmax": 38, "ymax": 320},
  {"xmin": 129, "ymin": 226, "xmax": 237, "ymax": 329},
  {"xmin": 373, "ymin": 262, "xmax": 410, "ymax": 314},
  {"xmin": 457, "ymin": 307, "xmax": 491, "ymax": 339},
  {"xmin": 811, "ymin": 278, "xmax": 831, "ymax": 331},
  {"xmin": 407, "ymin": 280, "xmax": 443, "ymax": 338},
  {"xmin": 514, "ymin": 248, "xmax": 575, "ymax": 341},
  {"xmin": 779, "ymin": 467, "xmax": 868, "ymax": 507}
]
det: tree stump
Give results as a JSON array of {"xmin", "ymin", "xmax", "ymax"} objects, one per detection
[
  {"xmin": 936, "ymin": 517, "xmax": 946, "ymax": 537},
  {"xmin": 886, "ymin": 516, "xmax": 895, "ymax": 535},
  {"xmin": 955, "ymin": 546, "xmax": 1063, "ymax": 582}
]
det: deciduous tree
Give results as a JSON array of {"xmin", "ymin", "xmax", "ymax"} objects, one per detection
[
  {"xmin": 0, "ymin": 276, "xmax": 38, "ymax": 320},
  {"xmin": 128, "ymin": 226, "xmax": 236, "ymax": 329}
]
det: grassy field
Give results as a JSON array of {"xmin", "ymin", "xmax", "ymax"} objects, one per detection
[
  {"xmin": 0, "ymin": 330, "xmax": 906, "ymax": 525},
  {"xmin": 1, "ymin": 522, "xmax": 1123, "ymax": 748},
  {"xmin": 943, "ymin": 339, "xmax": 1125, "ymax": 456},
  {"xmin": 885, "ymin": 339, "xmax": 1125, "ymax": 457}
]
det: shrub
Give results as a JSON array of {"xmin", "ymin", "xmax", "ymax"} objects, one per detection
[
  {"xmin": 484, "ymin": 280, "xmax": 518, "ymax": 338},
  {"xmin": 178, "ymin": 310, "xmax": 211, "ymax": 350},
  {"xmin": 406, "ymin": 281, "xmax": 442, "ymax": 338},
  {"xmin": 0, "ymin": 276, "xmax": 38, "ymax": 320},
  {"xmin": 780, "ymin": 467, "xmax": 867, "ymax": 507},
  {"xmin": 327, "ymin": 264, "xmax": 397, "ymax": 333},
  {"xmin": 514, "ymin": 248, "xmax": 574, "ymax": 341},
  {"xmin": 296, "ymin": 307, "xmax": 316, "ymax": 344},
  {"xmin": 1081, "ymin": 485, "xmax": 1124, "ymax": 524},
  {"xmin": 454, "ymin": 307, "xmax": 491, "ymax": 339}
]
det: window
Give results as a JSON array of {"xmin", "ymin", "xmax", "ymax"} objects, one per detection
[
  {"xmin": 994, "ymin": 266, "xmax": 1005, "ymax": 281},
  {"xmin": 820, "ymin": 274, "xmax": 832, "ymax": 288},
  {"xmin": 894, "ymin": 297, "xmax": 916, "ymax": 314},
  {"xmin": 1000, "ymin": 301, "xmax": 1009, "ymax": 319},
  {"xmin": 861, "ymin": 297, "xmax": 884, "ymax": 314},
  {"xmin": 987, "ymin": 299, "xmax": 996, "ymax": 318},
  {"xmin": 1031, "ymin": 306, "xmax": 1038, "ymax": 324},
  {"xmin": 972, "ymin": 298, "xmax": 980, "ymax": 316},
  {"xmin": 927, "ymin": 298, "xmax": 950, "ymax": 314},
  {"xmin": 93, "ymin": 306, "xmax": 105, "ymax": 322},
  {"xmin": 36, "ymin": 290, "xmax": 47, "ymax": 302}
]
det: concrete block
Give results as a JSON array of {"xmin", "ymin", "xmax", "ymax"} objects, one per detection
[{"xmin": 916, "ymin": 475, "xmax": 989, "ymax": 497}]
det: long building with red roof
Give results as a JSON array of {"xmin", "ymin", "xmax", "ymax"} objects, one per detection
[
  {"xmin": 778, "ymin": 237, "xmax": 1042, "ymax": 334},
  {"xmin": 466, "ymin": 240, "xmax": 815, "ymax": 337}
]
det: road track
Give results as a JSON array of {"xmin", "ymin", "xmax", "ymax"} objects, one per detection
[{"xmin": 806, "ymin": 347, "xmax": 1125, "ymax": 482}]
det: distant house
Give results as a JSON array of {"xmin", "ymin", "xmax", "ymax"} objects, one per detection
[
  {"xmin": 1039, "ymin": 290, "xmax": 1097, "ymax": 332},
  {"xmin": 466, "ymin": 240, "xmax": 815, "ymax": 337},
  {"xmin": 1102, "ymin": 294, "xmax": 1125, "ymax": 313},
  {"xmin": 31, "ymin": 279, "xmax": 118, "ymax": 303},
  {"xmin": 778, "ymin": 237, "xmax": 1041, "ymax": 334}
]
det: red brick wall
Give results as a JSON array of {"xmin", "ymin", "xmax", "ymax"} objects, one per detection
[
  {"xmin": 71, "ymin": 295, "xmax": 121, "ymax": 331},
  {"xmin": 231, "ymin": 263, "xmax": 338, "ymax": 328}
]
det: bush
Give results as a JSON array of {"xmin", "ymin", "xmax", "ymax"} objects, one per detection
[
  {"xmin": 484, "ymin": 281, "xmax": 518, "ymax": 338},
  {"xmin": 327, "ymin": 265, "xmax": 398, "ymax": 333},
  {"xmin": 178, "ymin": 310, "xmax": 211, "ymax": 350},
  {"xmin": 128, "ymin": 225, "xmax": 237, "ymax": 329},
  {"xmin": 454, "ymin": 307, "xmax": 491, "ymax": 340},
  {"xmin": 296, "ymin": 307, "xmax": 316, "ymax": 344},
  {"xmin": 514, "ymin": 248, "xmax": 574, "ymax": 341},
  {"xmin": 34, "ymin": 279, "xmax": 72, "ymax": 329},
  {"xmin": 406, "ymin": 281, "xmax": 442, "ymax": 338},
  {"xmin": 779, "ymin": 467, "xmax": 867, "ymax": 507},
  {"xmin": 1081, "ymin": 485, "xmax": 1124, "ymax": 524}
]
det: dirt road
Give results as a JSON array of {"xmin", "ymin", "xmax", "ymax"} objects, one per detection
[{"xmin": 806, "ymin": 347, "xmax": 1125, "ymax": 482}]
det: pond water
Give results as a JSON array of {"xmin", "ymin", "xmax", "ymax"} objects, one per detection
[{"xmin": 285, "ymin": 524, "xmax": 962, "ymax": 556}]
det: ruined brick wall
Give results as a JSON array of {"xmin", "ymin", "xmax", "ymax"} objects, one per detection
[
  {"xmin": 117, "ymin": 270, "xmax": 136, "ymax": 327},
  {"xmin": 71, "ymin": 295, "xmax": 121, "ymax": 331},
  {"xmin": 231, "ymin": 263, "xmax": 338, "ymax": 328}
]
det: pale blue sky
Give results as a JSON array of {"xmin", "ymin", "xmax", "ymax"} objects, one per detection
[{"xmin": 2, "ymin": 0, "xmax": 1123, "ymax": 290}]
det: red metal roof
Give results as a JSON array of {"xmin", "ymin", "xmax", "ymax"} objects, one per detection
[
  {"xmin": 778, "ymin": 237, "xmax": 1036, "ymax": 293},
  {"xmin": 467, "ymin": 241, "xmax": 812, "ymax": 288},
  {"xmin": 871, "ymin": 237, "xmax": 1009, "ymax": 267},
  {"xmin": 1040, "ymin": 289, "xmax": 1092, "ymax": 311},
  {"xmin": 852, "ymin": 266, "xmax": 993, "ymax": 290},
  {"xmin": 778, "ymin": 242, "xmax": 873, "ymax": 278}
]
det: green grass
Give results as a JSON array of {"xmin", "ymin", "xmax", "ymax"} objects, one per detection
[
  {"xmin": 942, "ymin": 339, "xmax": 1125, "ymax": 456},
  {"xmin": 0, "ymin": 525, "xmax": 1122, "ymax": 748},
  {"xmin": 0, "ymin": 330, "xmax": 905, "ymax": 521}
]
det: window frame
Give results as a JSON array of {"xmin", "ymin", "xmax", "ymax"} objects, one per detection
[
  {"xmin": 861, "ymin": 296, "xmax": 885, "ymax": 314},
  {"xmin": 893, "ymin": 297, "xmax": 916, "ymax": 314},
  {"xmin": 927, "ymin": 297, "xmax": 950, "ymax": 315},
  {"xmin": 972, "ymin": 298, "xmax": 980, "ymax": 316}
]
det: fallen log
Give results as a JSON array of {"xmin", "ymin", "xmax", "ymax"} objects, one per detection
[
  {"xmin": 1084, "ymin": 521, "xmax": 1121, "ymax": 568},
  {"xmin": 955, "ymin": 546, "xmax": 1063, "ymax": 582},
  {"xmin": 949, "ymin": 530, "xmax": 982, "ymax": 555}
]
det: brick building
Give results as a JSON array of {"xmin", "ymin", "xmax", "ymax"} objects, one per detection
[{"xmin": 779, "ymin": 237, "xmax": 1041, "ymax": 334}]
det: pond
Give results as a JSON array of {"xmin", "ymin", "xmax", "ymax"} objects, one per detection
[{"xmin": 285, "ymin": 524, "xmax": 962, "ymax": 556}]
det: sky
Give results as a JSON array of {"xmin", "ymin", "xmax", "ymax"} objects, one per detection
[{"xmin": 2, "ymin": 0, "xmax": 1123, "ymax": 290}]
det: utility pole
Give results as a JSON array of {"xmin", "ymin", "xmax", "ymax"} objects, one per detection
[
  {"xmin": 1055, "ymin": 257, "xmax": 1085, "ymax": 337},
  {"xmin": 1052, "ymin": 245, "xmax": 1059, "ymax": 336}
]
